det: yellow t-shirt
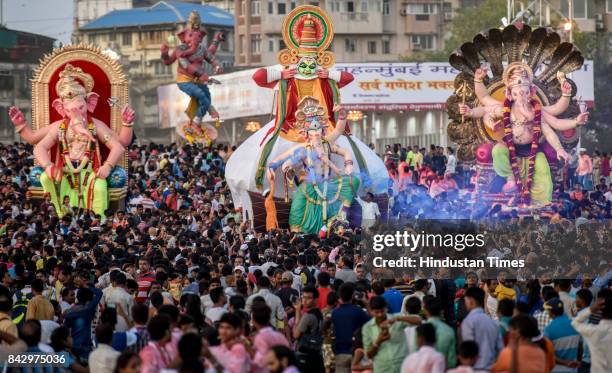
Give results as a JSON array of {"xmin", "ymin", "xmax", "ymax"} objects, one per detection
[
  {"xmin": 494, "ymin": 284, "xmax": 517, "ymax": 301},
  {"xmin": 414, "ymin": 152, "xmax": 423, "ymax": 169},
  {"xmin": 159, "ymin": 158, "xmax": 169, "ymax": 170}
]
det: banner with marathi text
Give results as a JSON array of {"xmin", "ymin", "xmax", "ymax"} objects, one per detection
[{"xmin": 334, "ymin": 62, "xmax": 594, "ymax": 111}]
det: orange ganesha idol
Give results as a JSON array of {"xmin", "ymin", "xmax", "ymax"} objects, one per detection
[{"xmin": 9, "ymin": 45, "xmax": 133, "ymax": 217}]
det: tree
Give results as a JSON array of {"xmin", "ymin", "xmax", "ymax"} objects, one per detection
[
  {"xmin": 575, "ymin": 30, "xmax": 612, "ymax": 151},
  {"xmin": 444, "ymin": 0, "xmax": 507, "ymax": 55},
  {"xmin": 573, "ymin": 30, "xmax": 597, "ymax": 59}
]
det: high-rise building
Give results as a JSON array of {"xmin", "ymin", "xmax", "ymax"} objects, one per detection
[
  {"xmin": 232, "ymin": 0, "xmax": 459, "ymax": 67},
  {"xmin": 0, "ymin": 27, "xmax": 55, "ymax": 143}
]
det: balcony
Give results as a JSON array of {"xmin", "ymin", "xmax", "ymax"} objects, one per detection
[
  {"xmin": 262, "ymin": 15, "xmax": 286, "ymax": 34},
  {"xmin": 404, "ymin": 14, "xmax": 442, "ymax": 34},
  {"xmin": 331, "ymin": 12, "xmax": 384, "ymax": 34}
]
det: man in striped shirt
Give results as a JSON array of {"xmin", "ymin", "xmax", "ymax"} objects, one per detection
[
  {"xmin": 136, "ymin": 258, "xmax": 156, "ymax": 303},
  {"xmin": 544, "ymin": 298, "xmax": 581, "ymax": 372}
]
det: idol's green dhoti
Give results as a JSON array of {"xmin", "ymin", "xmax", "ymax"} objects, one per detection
[
  {"xmin": 39, "ymin": 165, "xmax": 108, "ymax": 218},
  {"xmin": 491, "ymin": 143, "xmax": 552, "ymax": 205},
  {"xmin": 289, "ymin": 175, "xmax": 360, "ymax": 234}
]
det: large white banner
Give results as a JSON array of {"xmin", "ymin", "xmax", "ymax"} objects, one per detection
[
  {"xmin": 157, "ymin": 68, "xmax": 276, "ymax": 127},
  {"xmin": 334, "ymin": 61, "xmax": 595, "ymax": 110},
  {"xmin": 158, "ymin": 61, "xmax": 594, "ymax": 126}
]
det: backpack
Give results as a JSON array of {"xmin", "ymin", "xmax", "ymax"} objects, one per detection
[
  {"xmin": 299, "ymin": 267, "xmax": 316, "ymax": 287},
  {"xmin": 11, "ymin": 289, "xmax": 32, "ymax": 328},
  {"xmin": 298, "ymin": 308, "xmax": 323, "ymax": 353}
]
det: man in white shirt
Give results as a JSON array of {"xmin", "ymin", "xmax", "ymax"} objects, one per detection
[
  {"xmin": 89, "ymin": 324, "xmax": 120, "ymax": 373},
  {"xmin": 356, "ymin": 192, "xmax": 380, "ymax": 230},
  {"xmin": 101, "ymin": 272, "xmax": 134, "ymax": 332},
  {"xmin": 246, "ymin": 276, "xmax": 286, "ymax": 329},
  {"xmin": 96, "ymin": 261, "xmax": 132, "ymax": 289},
  {"xmin": 604, "ymin": 185, "xmax": 612, "ymax": 202},
  {"xmin": 400, "ymin": 323, "xmax": 445, "ymax": 373},
  {"xmin": 446, "ymin": 147, "xmax": 457, "ymax": 175},
  {"xmin": 571, "ymin": 290, "xmax": 612, "ymax": 373},
  {"xmin": 205, "ymin": 286, "xmax": 227, "ymax": 324},
  {"xmin": 555, "ymin": 279, "xmax": 577, "ymax": 318}
]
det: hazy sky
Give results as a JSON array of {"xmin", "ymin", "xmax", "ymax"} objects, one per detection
[{"xmin": 3, "ymin": 0, "xmax": 73, "ymax": 44}]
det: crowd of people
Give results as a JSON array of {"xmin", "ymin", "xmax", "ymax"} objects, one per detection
[
  {"xmin": 382, "ymin": 144, "xmax": 612, "ymax": 221},
  {"xmin": 0, "ymin": 140, "xmax": 610, "ymax": 373}
]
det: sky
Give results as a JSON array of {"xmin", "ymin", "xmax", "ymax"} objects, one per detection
[{"xmin": 2, "ymin": 0, "xmax": 73, "ymax": 44}]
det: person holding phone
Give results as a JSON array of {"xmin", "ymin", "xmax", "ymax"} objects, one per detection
[{"xmin": 361, "ymin": 296, "xmax": 421, "ymax": 373}]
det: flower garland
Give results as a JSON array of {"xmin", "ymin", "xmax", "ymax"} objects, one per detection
[
  {"xmin": 58, "ymin": 119, "xmax": 96, "ymax": 187},
  {"xmin": 502, "ymin": 98, "xmax": 541, "ymax": 205}
]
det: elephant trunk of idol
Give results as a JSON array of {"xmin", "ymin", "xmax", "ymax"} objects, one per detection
[{"xmin": 515, "ymin": 97, "xmax": 534, "ymax": 119}]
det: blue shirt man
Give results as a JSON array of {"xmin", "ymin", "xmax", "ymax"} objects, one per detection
[
  {"xmin": 331, "ymin": 301, "xmax": 370, "ymax": 354},
  {"xmin": 331, "ymin": 284, "xmax": 370, "ymax": 373},
  {"xmin": 63, "ymin": 285, "xmax": 102, "ymax": 362},
  {"xmin": 382, "ymin": 284, "xmax": 403, "ymax": 314},
  {"xmin": 460, "ymin": 287, "xmax": 503, "ymax": 371},
  {"xmin": 544, "ymin": 298, "xmax": 580, "ymax": 373}
]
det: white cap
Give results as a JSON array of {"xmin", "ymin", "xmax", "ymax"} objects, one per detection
[{"xmin": 234, "ymin": 265, "xmax": 245, "ymax": 273}]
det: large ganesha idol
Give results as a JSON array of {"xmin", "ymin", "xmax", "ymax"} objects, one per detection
[
  {"xmin": 8, "ymin": 45, "xmax": 134, "ymax": 217},
  {"xmin": 226, "ymin": 5, "xmax": 388, "ymax": 233},
  {"xmin": 447, "ymin": 24, "xmax": 588, "ymax": 207}
]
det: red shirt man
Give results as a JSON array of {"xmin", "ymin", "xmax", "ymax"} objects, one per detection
[
  {"xmin": 316, "ymin": 272, "xmax": 332, "ymax": 310},
  {"xmin": 136, "ymin": 258, "xmax": 156, "ymax": 303}
]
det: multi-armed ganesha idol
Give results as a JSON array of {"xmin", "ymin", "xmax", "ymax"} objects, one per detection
[{"xmin": 9, "ymin": 45, "xmax": 133, "ymax": 217}]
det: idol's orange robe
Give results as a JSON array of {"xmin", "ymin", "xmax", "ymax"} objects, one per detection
[
  {"xmin": 253, "ymin": 67, "xmax": 355, "ymax": 187},
  {"xmin": 252, "ymin": 68, "xmax": 354, "ymax": 142}
]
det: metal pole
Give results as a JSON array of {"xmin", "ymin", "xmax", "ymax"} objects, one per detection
[
  {"xmin": 371, "ymin": 112, "xmax": 376, "ymax": 146},
  {"xmin": 508, "ymin": 0, "xmax": 511, "ymax": 23},
  {"xmin": 231, "ymin": 120, "xmax": 236, "ymax": 145},
  {"xmin": 569, "ymin": 0, "xmax": 573, "ymax": 43},
  {"xmin": 0, "ymin": 0, "xmax": 3, "ymax": 26},
  {"xmin": 362, "ymin": 116, "xmax": 366, "ymax": 143},
  {"xmin": 539, "ymin": 0, "xmax": 543, "ymax": 26}
]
